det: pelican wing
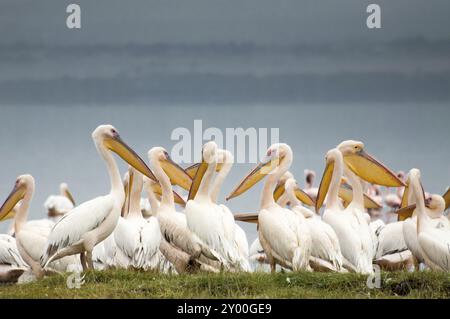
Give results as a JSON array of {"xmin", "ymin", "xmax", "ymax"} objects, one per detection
[
  {"xmin": 418, "ymin": 229, "xmax": 450, "ymax": 271},
  {"xmin": 135, "ymin": 218, "xmax": 161, "ymax": 269},
  {"xmin": 0, "ymin": 235, "xmax": 26, "ymax": 267},
  {"xmin": 258, "ymin": 209, "xmax": 300, "ymax": 262},
  {"xmin": 42, "ymin": 195, "xmax": 113, "ymax": 263}
]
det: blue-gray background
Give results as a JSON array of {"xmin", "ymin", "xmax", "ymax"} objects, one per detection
[{"xmin": 1, "ymin": 1, "xmax": 449, "ymax": 240}]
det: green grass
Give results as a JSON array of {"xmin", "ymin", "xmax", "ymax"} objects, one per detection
[{"xmin": 0, "ymin": 270, "xmax": 449, "ymax": 298}]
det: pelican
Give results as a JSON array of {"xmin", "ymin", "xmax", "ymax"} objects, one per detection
[
  {"xmin": 44, "ymin": 183, "xmax": 75, "ymax": 222},
  {"xmin": 112, "ymin": 167, "xmax": 162, "ymax": 270},
  {"xmin": 40, "ymin": 125, "xmax": 157, "ymax": 271},
  {"xmin": 284, "ymin": 178, "xmax": 344, "ymax": 272},
  {"xmin": 315, "ymin": 141, "xmax": 404, "ymax": 274},
  {"xmin": 211, "ymin": 149, "xmax": 251, "ymax": 271},
  {"xmin": 148, "ymin": 146, "xmax": 220, "ymax": 273},
  {"xmin": 0, "ymin": 175, "xmax": 79, "ymax": 278},
  {"xmin": 0, "ymin": 234, "xmax": 25, "ymax": 268},
  {"xmin": 187, "ymin": 145, "xmax": 250, "ymax": 271},
  {"xmin": 399, "ymin": 180, "xmax": 450, "ymax": 266},
  {"xmin": 407, "ymin": 169, "xmax": 450, "ymax": 271},
  {"xmin": 304, "ymin": 169, "xmax": 318, "ymax": 201},
  {"xmin": 227, "ymin": 143, "xmax": 312, "ymax": 272},
  {"xmin": 0, "ymin": 231, "xmax": 27, "ymax": 282}
]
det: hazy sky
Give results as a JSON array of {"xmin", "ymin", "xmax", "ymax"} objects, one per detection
[{"xmin": 1, "ymin": 0, "xmax": 450, "ymax": 45}]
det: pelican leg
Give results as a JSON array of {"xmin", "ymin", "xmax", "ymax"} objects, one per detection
[
  {"xmin": 270, "ymin": 262, "xmax": 276, "ymax": 273},
  {"xmin": 86, "ymin": 250, "xmax": 94, "ymax": 270},
  {"xmin": 80, "ymin": 252, "xmax": 88, "ymax": 271},
  {"xmin": 45, "ymin": 243, "xmax": 84, "ymax": 269}
]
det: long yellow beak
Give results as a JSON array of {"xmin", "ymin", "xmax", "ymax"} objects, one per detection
[
  {"xmin": 395, "ymin": 204, "xmax": 416, "ymax": 221},
  {"xmin": 187, "ymin": 159, "xmax": 208, "ymax": 201},
  {"xmin": 151, "ymin": 183, "xmax": 186, "ymax": 207},
  {"xmin": 159, "ymin": 154, "xmax": 192, "ymax": 191},
  {"xmin": 227, "ymin": 157, "xmax": 282, "ymax": 201},
  {"xmin": 120, "ymin": 171, "xmax": 130, "ymax": 217},
  {"xmin": 185, "ymin": 163, "xmax": 200, "ymax": 179},
  {"xmin": 185, "ymin": 162, "xmax": 223, "ymax": 180},
  {"xmin": 0, "ymin": 184, "xmax": 26, "ymax": 221},
  {"xmin": 443, "ymin": 188, "xmax": 450, "ymax": 211},
  {"xmin": 343, "ymin": 150, "xmax": 405, "ymax": 187},
  {"xmin": 104, "ymin": 135, "xmax": 157, "ymax": 182},
  {"xmin": 315, "ymin": 161, "xmax": 334, "ymax": 213},
  {"xmin": 273, "ymin": 183, "xmax": 285, "ymax": 202},
  {"xmin": 395, "ymin": 181, "xmax": 429, "ymax": 221},
  {"xmin": 338, "ymin": 182, "xmax": 382, "ymax": 209},
  {"xmin": 273, "ymin": 182, "xmax": 315, "ymax": 207},
  {"xmin": 63, "ymin": 188, "xmax": 76, "ymax": 206},
  {"xmin": 400, "ymin": 183, "xmax": 410, "ymax": 208},
  {"xmin": 233, "ymin": 212, "xmax": 259, "ymax": 224}
]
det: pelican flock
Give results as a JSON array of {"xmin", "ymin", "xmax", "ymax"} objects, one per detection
[{"xmin": 0, "ymin": 124, "xmax": 449, "ymax": 284}]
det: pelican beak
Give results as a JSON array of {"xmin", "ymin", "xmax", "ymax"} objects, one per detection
[
  {"xmin": 443, "ymin": 188, "xmax": 450, "ymax": 211},
  {"xmin": 104, "ymin": 134, "xmax": 157, "ymax": 182},
  {"xmin": 121, "ymin": 171, "xmax": 130, "ymax": 217},
  {"xmin": 227, "ymin": 156, "xmax": 282, "ymax": 201},
  {"xmin": 343, "ymin": 150, "xmax": 405, "ymax": 187},
  {"xmin": 400, "ymin": 183, "xmax": 410, "ymax": 208},
  {"xmin": 185, "ymin": 163, "xmax": 201, "ymax": 179},
  {"xmin": 338, "ymin": 182, "xmax": 382, "ymax": 209},
  {"xmin": 159, "ymin": 153, "xmax": 192, "ymax": 191},
  {"xmin": 0, "ymin": 183, "xmax": 26, "ymax": 221},
  {"xmin": 293, "ymin": 185, "xmax": 315, "ymax": 207},
  {"xmin": 273, "ymin": 183, "xmax": 285, "ymax": 202},
  {"xmin": 395, "ymin": 185, "xmax": 430, "ymax": 221},
  {"xmin": 395, "ymin": 204, "xmax": 415, "ymax": 221},
  {"xmin": 63, "ymin": 188, "xmax": 76, "ymax": 206},
  {"xmin": 187, "ymin": 158, "xmax": 209, "ymax": 201},
  {"xmin": 315, "ymin": 160, "xmax": 334, "ymax": 213},
  {"xmin": 233, "ymin": 213, "xmax": 259, "ymax": 224},
  {"xmin": 151, "ymin": 182, "xmax": 186, "ymax": 207}
]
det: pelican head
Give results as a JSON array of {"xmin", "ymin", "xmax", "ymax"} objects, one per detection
[
  {"xmin": 92, "ymin": 124, "xmax": 156, "ymax": 182},
  {"xmin": 337, "ymin": 140, "xmax": 405, "ymax": 187},
  {"xmin": 148, "ymin": 146, "xmax": 192, "ymax": 191},
  {"xmin": 216, "ymin": 149, "xmax": 234, "ymax": 170},
  {"xmin": 304, "ymin": 169, "xmax": 316, "ymax": 186},
  {"xmin": 226, "ymin": 143, "xmax": 292, "ymax": 201},
  {"xmin": 273, "ymin": 172, "xmax": 315, "ymax": 207},
  {"xmin": 425, "ymin": 194, "xmax": 446, "ymax": 213},
  {"xmin": 0, "ymin": 175, "xmax": 34, "ymax": 221}
]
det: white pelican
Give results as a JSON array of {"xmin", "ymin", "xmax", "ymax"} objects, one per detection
[
  {"xmin": 315, "ymin": 141, "xmax": 404, "ymax": 274},
  {"xmin": 0, "ymin": 175, "xmax": 79, "ymax": 278},
  {"xmin": 407, "ymin": 169, "xmax": 450, "ymax": 271},
  {"xmin": 304, "ymin": 169, "xmax": 318, "ymax": 201},
  {"xmin": 187, "ymin": 146, "xmax": 251, "ymax": 271},
  {"xmin": 211, "ymin": 149, "xmax": 251, "ymax": 271},
  {"xmin": 0, "ymin": 234, "xmax": 26, "ymax": 268},
  {"xmin": 44, "ymin": 183, "xmax": 75, "ymax": 222},
  {"xmin": 0, "ymin": 233, "xmax": 27, "ymax": 282},
  {"xmin": 112, "ymin": 167, "xmax": 162, "ymax": 270},
  {"xmin": 284, "ymin": 177, "xmax": 344, "ymax": 272},
  {"xmin": 148, "ymin": 146, "xmax": 220, "ymax": 273},
  {"xmin": 399, "ymin": 181, "xmax": 450, "ymax": 266},
  {"xmin": 227, "ymin": 143, "xmax": 312, "ymax": 272},
  {"xmin": 40, "ymin": 124, "xmax": 157, "ymax": 271}
]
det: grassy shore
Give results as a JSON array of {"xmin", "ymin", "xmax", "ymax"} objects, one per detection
[{"xmin": 0, "ymin": 270, "xmax": 448, "ymax": 299}]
